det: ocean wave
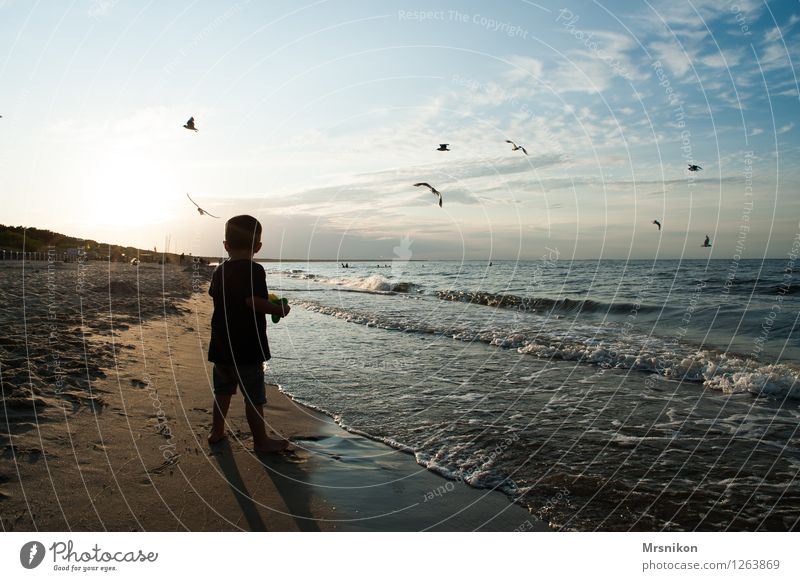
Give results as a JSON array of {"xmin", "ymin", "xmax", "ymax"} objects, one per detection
[
  {"xmin": 764, "ymin": 284, "xmax": 800, "ymax": 295},
  {"xmin": 276, "ymin": 386, "xmax": 521, "ymax": 498},
  {"xmin": 436, "ymin": 290, "xmax": 665, "ymax": 315},
  {"xmin": 276, "ymin": 385, "xmax": 417, "ymax": 455},
  {"xmin": 297, "ymin": 300, "xmax": 800, "ymax": 400},
  {"xmin": 284, "ymin": 270, "xmax": 418, "ymax": 294},
  {"xmin": 516, "ymin": 341, "xmax": 800, "ymax": 399},
  {"xmin": 344, "ymin": 275, "xmax": 418, "ymax": 293}
]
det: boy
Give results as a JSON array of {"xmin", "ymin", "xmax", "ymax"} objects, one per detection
[{"xmin": 207, "ymin": 215, "xmax": 290, "ymax": 452}]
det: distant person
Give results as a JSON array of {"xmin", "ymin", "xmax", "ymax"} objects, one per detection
[
  {"xmin": 180, "ymin": 252, "xmax": 185, "ymax": 264},
  {"xmin": 207, "ymin": 215, "xmax": 291, "ymax": 452}
]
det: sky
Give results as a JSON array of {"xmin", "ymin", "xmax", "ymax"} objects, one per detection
[{"xmin": 1, "ymin": 0, "xmax": 799, "ymax": 260}]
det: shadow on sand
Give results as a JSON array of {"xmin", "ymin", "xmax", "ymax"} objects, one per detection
[
  {"xmin": 211, "ymin": 440, "xmax": 320, "ymax": 532},
  {"xmin": 257, "ymin": 449, "xmax": 321, "ymax": 532}
]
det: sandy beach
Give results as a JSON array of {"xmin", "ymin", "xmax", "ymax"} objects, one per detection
[{"xmin": 0, "ymin": 260, "xmax": 544, "ymax": 531}]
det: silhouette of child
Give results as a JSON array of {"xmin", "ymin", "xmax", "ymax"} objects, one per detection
[{"xmin": 207, "ymin": 215, "xmax": 290, "ymax": 452}]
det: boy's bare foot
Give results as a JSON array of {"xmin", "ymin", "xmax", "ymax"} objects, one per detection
[
  {"xmin": 208, "ymin": 430, "xmax": 227, "ymax": 445},
  {"xmin": 254, "ymin": 437, "xmax": 289, "ymax": 453}
]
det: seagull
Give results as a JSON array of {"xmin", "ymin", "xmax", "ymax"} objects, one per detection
[
  {"xmin": 413, "ymin": 182, "xmax": 442, "ymax": 208},
  {"xmin": 652, "ymin": 220, "xmax": 662, "ymax": 230},
  {"xmin": 505, "ymin": 140, "xmax": 528, "ymax": 155},
  {"xmin": 186, "ymin": 193, "xmax": 220, "ymax": 218},
  {"xmin": 437, "ymin": 144, "xmax": 450, "ymax": 151},
  {"xmin": 183, "ymin": 117, "xmax": 198, "ymax": 131},
  {"xmin": 702, "ymin": 235, "xmax": 712, "ymax": 248},
  {"xmin": 688, "ymin": 164, "xmax": 702, "ymax": 172}
]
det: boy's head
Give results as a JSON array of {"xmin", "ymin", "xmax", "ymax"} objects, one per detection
[{"xmin": 224, "ymin": 215, "xmax": 262, "ymax": 256}]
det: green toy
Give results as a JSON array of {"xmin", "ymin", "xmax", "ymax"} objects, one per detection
[{"xmin": 268, "ymin": 293, "xmax": 288, "ymax": 324}]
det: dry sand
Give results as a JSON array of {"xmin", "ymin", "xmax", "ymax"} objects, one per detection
[{"xmin": 0, "ymin": 260, "xmax": 545, "ymax": 531}]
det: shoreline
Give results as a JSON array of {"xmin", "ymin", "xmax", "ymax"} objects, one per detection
[
  {"xmin": 275, "ymin": 386, "xmax": 547, "ymax": 530},
  {"xmin": 0, "ymin": 262, "xmax": 546, "ymax": 531}
]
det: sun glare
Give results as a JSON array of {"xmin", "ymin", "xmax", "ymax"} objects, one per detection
[{"xmin": 82, "ymin": 151, "xmax": 179, "ymax": 227}]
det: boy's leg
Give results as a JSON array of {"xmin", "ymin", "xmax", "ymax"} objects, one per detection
[
  {"xmin": 209, "ymin": 392, "xmax": 232, "ymax": 444},
  {"xmin": 237, "ymin": 363, "xmax": 287, "ymax": 452},
  {"xmin": 245, "ymin": 399, "xmax": 288, "ymax": 453},
  {"xmin": 209, "ymin": 363, "xmax": 237, "ymax": 444}
]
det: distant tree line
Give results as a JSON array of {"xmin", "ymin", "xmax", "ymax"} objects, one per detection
[{"xmin": 0, "ymin": 224, "xmax": 210, "ymax": 264}]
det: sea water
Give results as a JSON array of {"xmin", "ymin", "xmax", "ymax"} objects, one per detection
[{"xmin": 262, "ymin": 259, "xmax": 800, "ymax": 531}]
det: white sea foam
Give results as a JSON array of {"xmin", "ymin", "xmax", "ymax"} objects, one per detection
[{"xmin": 297, "ymin": 300, "xmax": 800, "ymax": 399}]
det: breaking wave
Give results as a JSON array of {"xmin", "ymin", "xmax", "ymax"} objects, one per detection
[{"xmin": 297, "ymin": 300, "xmax": 800, "ymax": 400}]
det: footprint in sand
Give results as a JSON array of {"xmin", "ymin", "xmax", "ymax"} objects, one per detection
[{"xmin": 148, "ymin": 455, "xmax": 179, "ymax": 475}]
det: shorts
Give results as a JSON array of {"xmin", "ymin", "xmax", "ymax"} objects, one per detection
[{"xmin": 212, "ymin": 362, "xmax": 266, "ymax": 405}]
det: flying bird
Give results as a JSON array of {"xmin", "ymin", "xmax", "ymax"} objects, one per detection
[
  {"xmin": 652, "ymin": 220, "xmax": 662, "ymax": 230},
  {"xmin": 687, "ymin": 164, "xmax": 702, "ymax": 172},
  {"xmin": 183, "ymin": 117, "xmax": 198, "ymax": 131},
  {"xmin": 702, "ymin": 235, "xmax": 712, "ymax": 247},
  {"xmin": 437, "ymin": 144, "xmax": 450, "ymax": 151},
  {"xmin": 186, "ymin": 193, "xmax": 220, "ymax": 218},
  {"xmin": 413, "ymin": 182, "xmax": 442, "ymax": 207},
  {"xmin": 505, "ymin": 140, "xmax": 528, "ymax": 155}
]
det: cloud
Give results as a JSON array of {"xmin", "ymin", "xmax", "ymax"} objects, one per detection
[
  {"xmin": 778, "ymin": 123, "xmax": 795, "ymax": 135},
  {"xmin": 45, "ymin": 106, "xmax": 207, "ymax": 146},
  {"xmin": 698, "ymin": 47, "xmax": 744, "ymax": 69},
  {"xmin": 757, "ymin": 14, "xmax": 800, "ymax": 73},
  {"xmin": 366, "ymin": 152, "xmax": 569, "ymax": 183},
  {"xmin": 650, "ymin": 40, "xmax": 694, "ymax": 78},
  {"xmin": 504, "ymin": 41, "xmax": 633, "ymax": 96},
  {"xmin": 87, "ymin": 0, "xmax": 120, "ymax": 20},
  {"xmin": 639, "ymin": 0, "xmax": 763, "ymax": 33},
  {"xmin": 764, "ymin": 14, "xmax": 799, "ymax": 44},
  {"xmin": 504, "ymin": 56, "xmax": 544, "ymax": 83}
]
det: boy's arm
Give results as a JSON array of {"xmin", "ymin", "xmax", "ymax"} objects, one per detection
[
  {"xmin": 245, "ymin": 263, "xmax": 290, "ymax": 317},
  {"xmin": 245, "ymin": 296, "xmax": 291, "ymax": 317}
]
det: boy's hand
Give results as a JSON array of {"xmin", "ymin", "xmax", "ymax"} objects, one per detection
[{"xmin": 245, "ymin": 296, "xmax": 290, "ymax": 317}]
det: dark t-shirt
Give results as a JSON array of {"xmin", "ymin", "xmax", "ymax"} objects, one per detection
[{"xmin": 208, "ymin": 259, "xmax": 271, "ymax": 365}]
